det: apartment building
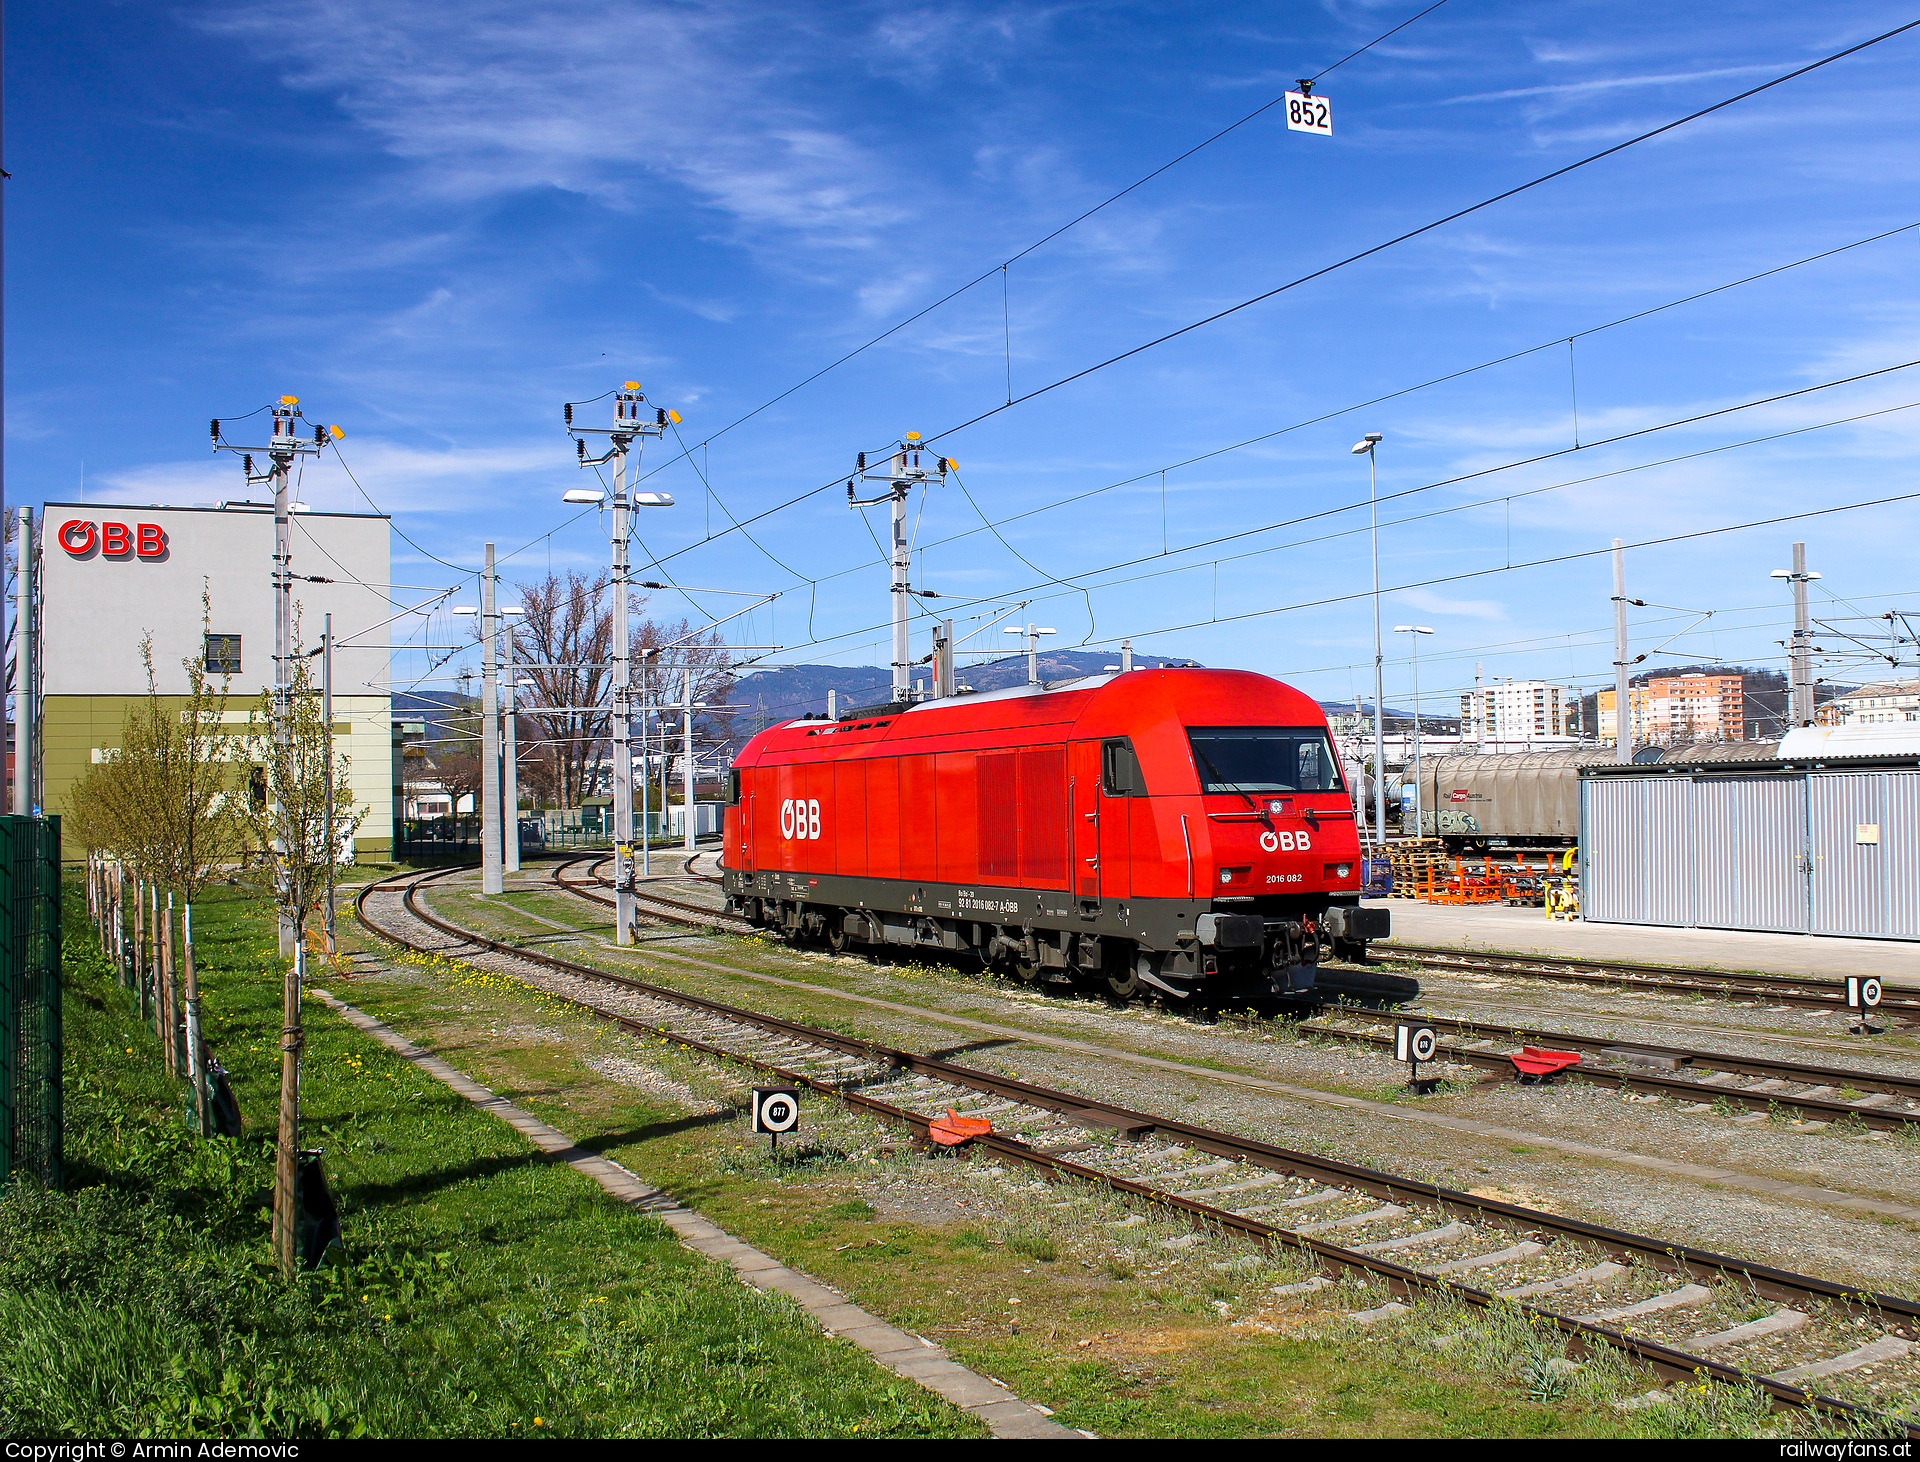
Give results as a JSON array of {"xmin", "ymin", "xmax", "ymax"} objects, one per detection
[
  {"xmin": 1459, "ymin": 680, "xmax": 1567, "ymax": 743},
  {"xmin": 1819, "ymin": 679, "xmax": 1920, "ymax": 725},
  {"xmin": 1598, "ymin": 673, "xmax": 1745, "ymax": 745}
]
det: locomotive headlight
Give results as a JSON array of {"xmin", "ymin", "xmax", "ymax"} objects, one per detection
[
  {"xmin": 1335, "ymin": 863, "xmax": 1353, "ymax": 879},
  {"xmin": 1219, "ymin": 869, "xmax": 1233, "ymax": 885}
]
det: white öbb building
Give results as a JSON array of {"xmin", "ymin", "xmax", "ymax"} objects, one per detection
[{"xmin": 41, "ymin": 501, "xmax": 395, "ymax": 860}]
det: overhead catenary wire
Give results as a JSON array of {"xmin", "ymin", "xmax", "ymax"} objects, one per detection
[
  {"xmin": 696, "ymin": 364, "xmax": 1920, "ymax": 666},
  {"xmin": 490, "ymin": 215, "xmax": 1920, "ymax": 648},
  {"xmin": 918, "ymin": 19, "xmax": 1920, "ymax": 451},
  {"xmin": 621, "ymin": 2, "xmax": 1458, "ymax": 491},
  {"xmin": 635, "ymin": 208, "xmax": 1920, "ymax": 581},
  {"xmin": 1049, "ymin": 484, "xmax": 1920, "ymax": 655}
]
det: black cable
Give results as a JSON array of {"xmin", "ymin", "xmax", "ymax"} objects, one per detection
[
  {"xmin": 625, "ymin": 2, "xmax": 1456, "ymax": 490},
  {"xmin": 667, "ymin": 420, "xmax": 812, "ymax": 583},
  {"xmin": 921, "ymin": 18, "xmax": 1920, "ymax": 449},
  {"xmin": 677, "ymin": 219, "xmax": 1920, "ymax": 602},
  {"xmin": 1069, "ymin": 485, "xmax": 1920, "ymax": 653},
  {"xmin": 638, "ymin": 20, "xmax": 1920, "ymax": 576},
  {"xmin": 950, "ymin": 472, "xmax": 1096, "ymax": 644},
  {"xmin": 715, "ymin": 375, "xmax": 1920, "ymax": 664},
  {"xmin": 325, "ymin": 437, "xmax": 478, "ymax": 577}
]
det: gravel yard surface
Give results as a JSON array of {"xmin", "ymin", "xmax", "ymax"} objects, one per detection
[
  {"xmin": 353, "ymin": 874, "xmax": 1920, "ymax": 1428},
  {"xmin": 404, "ymin": 869, "xmax": 1920, "ymax": 1302}
]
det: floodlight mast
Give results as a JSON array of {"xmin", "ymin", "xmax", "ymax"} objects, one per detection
[
  {"xmin": 850, "ymin": 435, "xmax": 950, "ymax": 701},
  {"xmin": 566, "ymin": 383, "xmax": 675, "ymax": 944}
]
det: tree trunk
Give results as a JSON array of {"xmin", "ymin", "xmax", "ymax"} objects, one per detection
[
  {"xmin": 273, "ymin": 938, "xmax": 305, "ymax": 1276},
  {"xmin": 183, "ymin": 908, "xmax": 206, "ymax": 1135}
]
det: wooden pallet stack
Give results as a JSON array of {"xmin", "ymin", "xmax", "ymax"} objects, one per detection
[{"xmin": 1385, "ymin": 842, "xmax": 1448, "ymax": 899}]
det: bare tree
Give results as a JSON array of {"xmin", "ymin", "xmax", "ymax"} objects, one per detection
[
  {"xmin": 632, "ymin": 617, "xmax": 737, "ymax": 808},
  {"xmin": 424, "ymin": 711, "xmax": 485, "ymax": 815},
  {"xmin": 513, "ymin": 570, "xmax": 613, "ymax": 809}
]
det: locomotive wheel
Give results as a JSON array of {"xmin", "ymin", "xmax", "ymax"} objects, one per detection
[
  {"xmin": 1105, "ymin": 962, "xmax": 1142, "ymax": 1001},
  {"xmin": 827, "ymin": 919, "xmax": 851, "ymax": 954}
]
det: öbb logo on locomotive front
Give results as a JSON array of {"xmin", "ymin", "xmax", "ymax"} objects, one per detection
[{"xmin": 780, "ymin": 797, "xmax": 821, "ymax": 840}]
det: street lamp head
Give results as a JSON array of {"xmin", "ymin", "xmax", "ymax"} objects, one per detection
[
  {"xmin": 453, "ymin": 606, "xmax": 478, "ymax": 616},
  {"xmin": 1770, "ymin": 569, "xmax": 1790, "ymax": 579},
  {"xmin": 1351, "ymin": 432, "xmax": 1383, "ymax": 455},
  {"xmin": 502, "ymin": 606, "xmax": 524, "ymax": 617},
  {"xmin": 632, "ymin": 491, "xmax": 675, "ymax": 507},
  {"xmin": 1034, "ymin": 627, "xmax": 1057, "ymax": 636},
  {"xmin": 563, "ymin": 488, "xmax": 606, "ymax": 505}
]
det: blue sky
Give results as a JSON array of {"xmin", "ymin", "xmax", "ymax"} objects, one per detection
[{"xmin": 11, "ymin": 0, "xmax": 1920, "ymax": 722}]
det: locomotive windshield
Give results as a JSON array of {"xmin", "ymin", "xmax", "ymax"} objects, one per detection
[{"xmin": 1187, "ymin": 727, "xmax": 1346, "ymax": 795}]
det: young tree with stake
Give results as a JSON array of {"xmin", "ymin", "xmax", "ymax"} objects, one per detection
[{"xmin": 237, "ymin": 628, "xmax": 365, "ymax": 1275}]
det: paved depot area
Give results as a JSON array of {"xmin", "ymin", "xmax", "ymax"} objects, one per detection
[{"xmin": 1383, "ymin": 901, "xmax": 1920, "ymax": 987}]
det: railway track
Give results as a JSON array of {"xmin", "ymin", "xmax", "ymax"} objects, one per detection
[
  {"xmin": 1302, "ymin": 1007, "xmax": 1920, "ymax": 1132},
  {"xmin": 550, "ymin": 853, "xmax": 747, "ymax": 932},
  {"xmin": 1376, "ymin": 942, "xmax": 1920, "ymax": 1017},
  {"xmin": 544, "ymin": 855, "xmax": 1920, "ymax": 1132},
  {"xmin": 360, "ymin": 866, "xmax": 1920, "ymax": 1433}
]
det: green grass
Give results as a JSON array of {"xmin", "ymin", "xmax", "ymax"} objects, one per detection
[{"xmin": 0, "ymin": 881, "xmax": 977, "ymax": 1439}]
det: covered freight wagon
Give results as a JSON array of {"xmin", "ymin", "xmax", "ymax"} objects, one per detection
[
  {"xmin": 1415, "ymin": 751, "xmax": 1613, "ymax": 847},
  {"xmin": 1417, "ymin": 742, "xmax": 1783, "ymax": 849}
]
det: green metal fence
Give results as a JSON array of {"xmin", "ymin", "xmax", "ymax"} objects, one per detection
[{"xmin": 0, "ymin": 816, "xmax": 62, "ymax": 1190}]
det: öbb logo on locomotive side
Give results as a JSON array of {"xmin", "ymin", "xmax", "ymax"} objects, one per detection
[
  {"xmin": 1258, "ymin": 829, "xmax": 1312, "ymax": 852},
  {"xmin": 780, "ymin": 798, "xmax": 821, "ymax": 840}
]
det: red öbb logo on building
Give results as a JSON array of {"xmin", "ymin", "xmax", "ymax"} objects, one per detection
[{"xmin": 58, "ymin": 520, "xmax": 168, "ymax": 560}]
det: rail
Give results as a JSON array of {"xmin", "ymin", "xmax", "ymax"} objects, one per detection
[{"xmin": 356, "ymin": 866, "xmax": 1918, "ymax": 1436}]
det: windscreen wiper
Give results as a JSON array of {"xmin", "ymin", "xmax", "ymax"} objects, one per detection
[{"xmin": 1194, "ymin": 747, "xmax": 1259, "ymax": 811}]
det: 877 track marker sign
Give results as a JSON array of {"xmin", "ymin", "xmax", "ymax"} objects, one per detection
[
  {"xmin": 1285, "ymin": 91, "xmax": 1331, "ymax": 136},
  {"xmin": 752, "ymin": 1086, "xmax": 801, "ymax": 1152}
]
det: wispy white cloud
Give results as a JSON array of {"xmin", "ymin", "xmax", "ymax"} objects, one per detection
[
  {"xmin": 201, "ymin": 1, "xmax": 911, "ymax": 256},
  {"xmin": 1395, "ymin": 585, "xmax": 1506, "ymax": 620},
  {"xmin": 1438, "ymin": 63, "xmax": 1782, "ymax": 107}
]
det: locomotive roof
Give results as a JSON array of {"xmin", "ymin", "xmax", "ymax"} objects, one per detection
[{"xmin": 734, "ymin": 666, "xmax": 1331, "ymax": 765}]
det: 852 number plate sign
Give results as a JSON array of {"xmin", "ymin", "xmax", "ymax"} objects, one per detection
[{"xmin": 1285, "ymin": 91, "xmax": 1331, "ymax": 136}]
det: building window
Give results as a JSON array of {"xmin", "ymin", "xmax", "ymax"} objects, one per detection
[{"xmin": 205, "ymin": 634, "xmax": 241, "ymax": 675}]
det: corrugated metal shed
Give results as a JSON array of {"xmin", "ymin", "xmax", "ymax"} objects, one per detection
[{"xmin": 1580, "ymin": 754, "xmax": 1920, "ymax": 941}]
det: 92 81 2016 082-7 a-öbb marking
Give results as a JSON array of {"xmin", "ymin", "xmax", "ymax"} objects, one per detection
[{"xmin": 721, "ymin": 667, "xmax": 1392, "ymax": 1003}]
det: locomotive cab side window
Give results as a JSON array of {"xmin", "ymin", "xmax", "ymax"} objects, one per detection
[
  {"xmin": 1101, "ymin": 738, "xmax": 1146, "ymax": 797},
  {"xmin": 727, "ymin": 770, "xmax": 742, "ymax": 806},
  {"xmin": 1187, "ymin": 727, "xmax": 1346, "ymax": 794}
]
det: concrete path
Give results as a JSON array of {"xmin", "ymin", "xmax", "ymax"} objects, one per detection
[
  {"xmin": 1384, "ymin": 902, "xmax": 1920, "ymax": 986},
  {"xmin": 313, "ymin": 988, "xmax": 1086, "ymax": 1441}
]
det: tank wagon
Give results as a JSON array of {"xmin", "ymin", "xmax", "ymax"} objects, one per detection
[{"xmin": 721, "ymin": 668, "xmax": 1390, "ymax": 1002}]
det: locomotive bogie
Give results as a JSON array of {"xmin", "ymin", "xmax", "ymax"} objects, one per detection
[{"xmin": 721, "ymin": 668, "xmax": 1387, "ymax": 1002}]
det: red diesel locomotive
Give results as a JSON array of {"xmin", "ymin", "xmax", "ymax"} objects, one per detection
[{"xmin": 720, "ymin": 667, "xmax": 1391, "ymax": 1001}]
